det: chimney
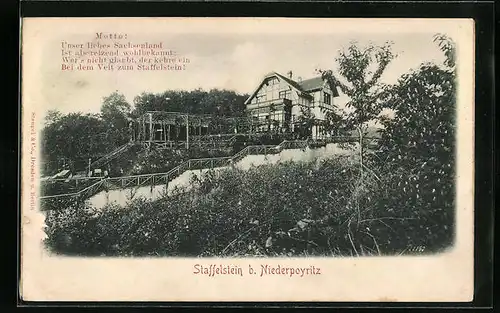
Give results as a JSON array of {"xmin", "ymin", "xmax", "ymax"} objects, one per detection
[{"xmin": 287, "ymin": 70, "xmax": 293, "ymax": 79}]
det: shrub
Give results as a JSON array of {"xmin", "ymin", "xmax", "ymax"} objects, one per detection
[
  {"xmin": 44, "ymin": 152, "xmax": 454, "ymax": 257},
  {"xmin": 44, "ymin": 158, "xmax": 354, "ymax": 256}
]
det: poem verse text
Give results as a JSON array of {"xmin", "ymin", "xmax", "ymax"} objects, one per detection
[{"xmin": 60, "ymin": 32, "xmax": 190, "ymax": 72}]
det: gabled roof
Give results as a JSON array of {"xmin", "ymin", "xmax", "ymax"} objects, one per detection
[
  {"xmin": 245, "ymin": 72, "xmax": 303, "ymax": 105},
  {"xmin": 244, "ymin": 71, "xmax": 339, "ymax": 105},
  {"xmin": 299, "ymin": 76, "xmax": 339, "ymax": 97},
  {"xmin": 274, "ymin": 72, "xmax": 304, "ymax": 92},
  {"xmin": 298, "ymin": 77, "xmax": 324, "ymax": 91}
]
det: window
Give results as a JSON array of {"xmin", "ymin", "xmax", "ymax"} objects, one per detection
[
  {"xmin": 323, "ymin": 92, "xmax": 331, "ymax": 105},
  {"xmin": 266, "ymin": 78, "xmax": 277, "ymax": 86},
  {"xmin": 279, "ymin": 90, "xmax": 291, "ymax": 99}
]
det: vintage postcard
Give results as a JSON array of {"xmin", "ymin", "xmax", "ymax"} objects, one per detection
[{"xmin": 20, "ymin": 18, "xmax": 475, "ymax": 302}]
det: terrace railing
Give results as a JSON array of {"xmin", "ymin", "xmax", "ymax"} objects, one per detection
[
  {"xmin": 191, "ymin": 133, "xmax": 237, "ymax": 142},
  {"xmin": 146, "ymin": 133, "xmax": 368, "ymax": 152},
  {"xmin": 148, "ymin": 135, "xmax": 237, "ymax": 150},
  {"xmin": 39, "ymin": 136, "xmax": 380, "ymax": 209},
  {"xmin": 39, "ymin": 139, "xmax": 316, "ymax": 208}
]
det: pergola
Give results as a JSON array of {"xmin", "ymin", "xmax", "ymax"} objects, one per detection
[{"xmin": 134, "ymin": 111, "xmax": 278, "ymax": 149}]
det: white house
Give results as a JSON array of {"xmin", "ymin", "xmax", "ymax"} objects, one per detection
[{"xmin": 244, "ymin": 71, "xmax": 339, "ymax": 138}]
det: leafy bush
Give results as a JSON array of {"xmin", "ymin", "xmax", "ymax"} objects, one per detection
[
  {"xmin": 129, "ymin": 148, "xmax": 184, "ymax": 175},
  {"xmin": 44, "ymin": 153, "xmax": 454, "ymax": 257},
  {"xmin": 363, "ymin": 35, "xmax": 457, "ymax": 252},
  {"xmin": 367, "ymin": 61, "xmax": 456, "ymax": 252},
  {"xmin": 128, "ymin": 147, "xmax": 233, "ymax": 176}
]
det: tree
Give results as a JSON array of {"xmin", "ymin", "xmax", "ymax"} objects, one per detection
[
  {"xmin": 319, "ymin": 41, "xmax": 397, "ymax": 173},
  {"xmin": 132, "ymin": 92, "xmax": 160, "ymax": 117},
  {"xmin": 370, "ymin": 34, "xmax": 457, "ymax": 251},
  {"xmin": 294, "ymin": 106, "xmax": 316, "ymax": 139},
  {"xmin": 322, "ymin": 109, "xmax": 344, "ymax": 136},
  {"xmin": 198, "ymin": 89, "xmax": 249, "ymax": 117},
  {"xmin": 100, "ymin": 91, "xmax": 132, "ymax": 146},
  {"xmin": 101, "ymin": 92, "xmax": 131, "ymax": 126},
  {"xmin": 132, "ymin": 89, "xmax": 248, "ymax": 118},
  {"xmin": 41, "ymin": 113, "xmax": 108, "ymax": 174},
  {"xmin": 44, "ymin": 109, "xmax": 63, "ymax": 127}
]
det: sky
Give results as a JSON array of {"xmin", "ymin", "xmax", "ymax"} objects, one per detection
[{"xmin": 26, "ymin": 18, "xmax": 455, "ymax": 116}]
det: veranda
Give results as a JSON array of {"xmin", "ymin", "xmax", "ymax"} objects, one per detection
[{"xmin": 133, "ymin": 111, "xmax": 316, "ymax": 149}]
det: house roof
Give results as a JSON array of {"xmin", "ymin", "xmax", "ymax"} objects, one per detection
[
  {"xmin": 298, "ymin": 77, "xmax": 324, "ymax": 91},
  {"xmin": 274, "ymin": 72, "xmax": 304, "ymax": 92},
  {"xmin": 298, "ymin": 76, "xmax": 339, "ymax": 97},
  {"xmin": 244, "ymin": 71, "xmax": 339, "ymax": 105}
]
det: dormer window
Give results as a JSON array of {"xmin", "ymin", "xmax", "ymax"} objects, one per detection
[{"xmin": 323, "ymin": 92, "xmax": 331, "ymax": 105}]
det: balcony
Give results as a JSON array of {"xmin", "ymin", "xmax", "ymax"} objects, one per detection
[{"xmin": 246, "ymin": 98, "xmax": 292, "ymax": 111}]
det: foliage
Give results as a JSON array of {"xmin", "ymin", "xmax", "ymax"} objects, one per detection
[
  {"xmin": 368, "ymin": 34, "xmax": 457, "ymax": 249},
  {"xmin": 100, "ymin": 143, "xmax": 143, "ymax": 177},
  {"xmin": 294, "ymin": 106, "xmax": 316, "ymax": 138},
  {"xmin": 100, "ymin": 92, "xmax": 132, "ymax": 145},
  {"xmin": 132, "ymin": 89, "xmax": 249, "ymax": 117},
  {"xmin": 41, "ymin": 112, "xmax": 109, "ymax": 174},
  {"xmin": 44, "ymin": 109, "xmax": 63, "ymax": 127},
  {"xmin": 128, "ymin": 147, "xmax": 233, "ymax": 176},
  {"xmin": 41, "ymin": 92, "xmax": 132, "ymax": 175},
  {"xmin": 433, "ymin": 33, "xmax": 456, "ymax": 69},
  {"xmin": 319, "ymin": 41, "xmax": 396, "ymax": 151},
  {"xmin": 101, "ymin": 92, "xmax": 132, "ymax": 128},
  {"xmin": 44, "ymin": 158, "xmax": 349, "ymax": 256},
  {"xmin": 125, "ymin": 148, "xmax": 180, "ymax": 176},
  {"xmin": 41, "ymin": 88, "xmax": 249, "ymax": 175},
  {"xmin": 44, "ymin": 153, "xmax": 453, "ymax": 257}
]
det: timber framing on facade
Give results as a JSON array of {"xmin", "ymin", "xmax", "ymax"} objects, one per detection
[
  {"xmin": 244, "ymin": 71, "xmax": 340, "ymax": 138},
  {"xmin": 134, "ymin": 71, "xmax": 341, "ymax": 146}
]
